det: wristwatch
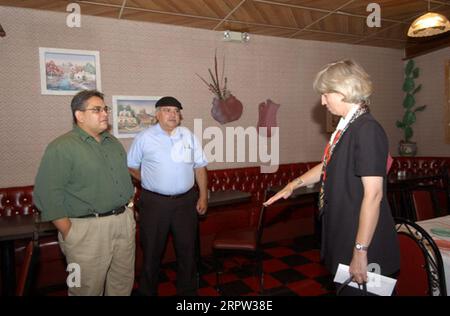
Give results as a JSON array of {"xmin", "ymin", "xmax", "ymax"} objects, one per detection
[{"xmin": 355, "ymin": 243, "xmax": 368, "ymax": 251}]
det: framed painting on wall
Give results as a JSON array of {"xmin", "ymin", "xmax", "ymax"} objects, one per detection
[
  {"xmin": 39, "ymin": 47, "xmax": 101, "ymax": 95},
  {"xmin": 112, "ymin": 96, "xmax": 160, "ymax": 138}
]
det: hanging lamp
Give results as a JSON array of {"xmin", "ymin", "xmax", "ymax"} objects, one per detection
[{"xmin": 407, "ymin": 0, "xmax": 450, "ymax": 37}]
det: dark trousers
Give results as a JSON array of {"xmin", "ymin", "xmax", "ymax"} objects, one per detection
[{"xmin": 138, "ymin": 188, "xmax": 198, "ymax": 296}]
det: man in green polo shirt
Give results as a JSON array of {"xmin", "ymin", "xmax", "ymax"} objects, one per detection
[{"xmin": 34, "ymin": 90, "xmax": 136, "ymax": 296}]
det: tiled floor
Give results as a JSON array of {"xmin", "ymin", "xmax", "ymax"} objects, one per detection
[
  {"xmin": 37, "ymin": 235, "xmax": 335, "ymax": 296},
  {"xmin": 152, "ymin": 235, "xmax": 334, "ymax": 296}
]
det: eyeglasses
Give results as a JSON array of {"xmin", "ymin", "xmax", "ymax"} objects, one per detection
[
  {"xmin": 81, "ymin": 106, "xmax": 111, "ymax": 114},
  {"xmin": 160, "ymin": 108, "xmax": 181, "ymax": 114}
]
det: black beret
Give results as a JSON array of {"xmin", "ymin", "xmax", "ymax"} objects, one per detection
[{"xmin": 155, "ymin": 96, "xmax": 183, "ymax": 109}]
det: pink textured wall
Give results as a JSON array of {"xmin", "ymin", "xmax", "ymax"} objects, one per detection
[
  {"xmin": 0, "ymin": 6, "xmax": 407, "ymax": 187},
  {"xmin": 411, "ymin": 48, "xmax": 450, "ymax": 156}
]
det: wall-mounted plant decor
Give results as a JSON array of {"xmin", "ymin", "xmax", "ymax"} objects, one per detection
[{"xmin": 197, "ymin": 52, "xmax": 243, "ymax": 124}]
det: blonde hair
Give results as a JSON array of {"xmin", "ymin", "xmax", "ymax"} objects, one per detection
[{"xmin": 313, "ymin": 59, "xmax": 373, "ymax": 107}]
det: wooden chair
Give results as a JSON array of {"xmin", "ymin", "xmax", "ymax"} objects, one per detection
[
  {"xmin": 410, "ymin": 185, "xmax": 440, "ymax": 221},
  {"xmin": 212, "ymin": 190, "xmax": 289, "ymax": 294},
  {"xmin": 15, "ymin": 238, "xmax": 38, "ymax": 296},
  {"xmin": 212, "ymin": 206, "xmax": 266, "ymax": 294}
]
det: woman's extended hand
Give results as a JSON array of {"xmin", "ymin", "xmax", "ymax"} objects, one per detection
[
  {"xmin": 349, "ymin": 250, "xmax": 368, "ymax": 284},
  {"xmin": 263, "ymin": 183, "xmax": 294, "ymax": 206}
]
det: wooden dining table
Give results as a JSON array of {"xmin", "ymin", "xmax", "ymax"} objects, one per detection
[
  {"xmin": 0, "ymin": 214, "xmax": 55, "ymax": 296},
  {"xmin": 267, "ymin": 183, "xmax": 321, "ymax": 198},
  {"xmin": 207, "ymin": 190, "xmax": 252, "ymax": 208},
  {"xmin": 0, "ymin": 214, "xmax": 55, "ymax": 242}
]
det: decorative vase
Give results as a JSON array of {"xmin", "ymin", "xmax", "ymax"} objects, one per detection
[
  {"xmin": 398, "ymin": 141, "xmax": 417, "ymax": 157},
  {"xmin": 211, "ymin": 95, "xmax": 243, "ymax": 124}
]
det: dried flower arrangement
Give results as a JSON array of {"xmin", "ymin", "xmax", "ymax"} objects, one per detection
[{"xmin": 197, "ymin": 52, "xmax": 243, "ymax": 124}]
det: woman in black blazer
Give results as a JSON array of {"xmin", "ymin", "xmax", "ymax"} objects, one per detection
[{"xmin": 265, "ymin": 60, "xmax": 399, "ymax": 292}]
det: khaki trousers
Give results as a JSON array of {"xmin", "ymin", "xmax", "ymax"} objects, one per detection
[{"xmin": 58, "ymin": 207, "xmax": 136, "ymax": 296}]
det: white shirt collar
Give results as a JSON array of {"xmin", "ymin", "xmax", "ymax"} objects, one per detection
[{"xmin": 329, "ymin": 105, "xmax": 360, "ymax": 145}]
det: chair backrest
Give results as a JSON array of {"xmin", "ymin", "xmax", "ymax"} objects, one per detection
[
  {"xmin": 438, "ymin": 166, "xmax": 450, "ymax": 214},
  {"xmin": 16, "ymin": 239, "xmax": 38, "ymax": 296},
  {"xmin": 410, "ymin": 186, "xmax": 439, "ymax": 221},
  {"xmin": 395, "ymin": 218, "xmax": 447, "ymax": 296},
  {"xmin": 255, "ymin": 191, "xmax": 269, "ymax": 249},
  {"xmin": 255, "ymin": 189, "xmax": 303, "ymax": 249}
]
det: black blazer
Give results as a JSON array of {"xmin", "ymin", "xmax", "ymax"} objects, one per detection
[{"xmin": 321, "ymin": 113, "xmax": 400, "ymax": 276}]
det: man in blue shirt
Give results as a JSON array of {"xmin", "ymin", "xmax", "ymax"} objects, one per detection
[{"xmin": 128, "ymin": 96, "xmax": 208, "ymax": 296}]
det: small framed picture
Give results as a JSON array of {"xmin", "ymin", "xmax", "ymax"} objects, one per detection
[
  {"xmin": 112, "ymin": 96, "xmax": 160, "ymax": 138},
  {"xmin": 39, "ymin": 47, "xmax": 101, "ymax": 95}
]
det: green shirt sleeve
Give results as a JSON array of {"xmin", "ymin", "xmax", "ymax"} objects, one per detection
[{"xmin": 34, "ymin": 142, "xmax": 72, "ymax": 221}]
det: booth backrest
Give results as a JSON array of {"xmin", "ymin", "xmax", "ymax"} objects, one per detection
[
  {"xmin": 207, "ymin": 162, "xmax": 318, "ymax": 204},
  {"xmin": 0, "ymin": 185, "xmax": 36, "ymax": 217},
  {"xmin": 1, "ymin": 157, "xmax": 449, "ymax": 217},
  {"xmin": 389, "ymin": 157, "xmax": 449, "ymax": 177},
  {"xmin": 0, "ymin": 163, "xmax": 321, "ymax": 217}
]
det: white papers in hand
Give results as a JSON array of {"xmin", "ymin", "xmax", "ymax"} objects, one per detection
[{"xmin": 333, "ymin": 264, "xmax": 397, "ymax": 296}]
